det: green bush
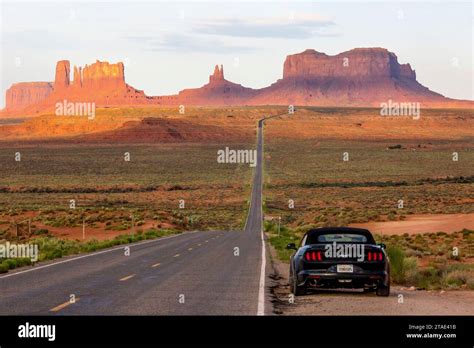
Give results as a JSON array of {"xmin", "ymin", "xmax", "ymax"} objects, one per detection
[
  {"xmin": 0, "ymin": 262, "xmax": 10, "ymax": 273},
  {"xmin": 387, "ymin": 246, "xmax": 406, "ymax": 283},
  {"xmin": 0, "ymin": 257, "xmax": 32, "ymax": 273}
]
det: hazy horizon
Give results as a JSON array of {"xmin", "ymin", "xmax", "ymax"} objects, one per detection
[{"xmin": 1, "ymin": 1, "xmax": 472, "ymax": 108}]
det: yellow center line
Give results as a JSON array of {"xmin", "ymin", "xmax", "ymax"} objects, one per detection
[
  {"xmin": 173, "ymin": 254, "xmax": 180, "ymax": 258},
  {"xmin": 188, "ymin": 248, "xmax": 193, "ymax": 251},
  {"xmin": 119, "ymin": 274, "xmax": 135, "ymax": 281},
  {"xmin": 50, "ymin": 298, "xmax": 80, "ymax": 312},
  {"xmin": 152, "ymin": 263, "xmax": 161, "ymax": 268}
]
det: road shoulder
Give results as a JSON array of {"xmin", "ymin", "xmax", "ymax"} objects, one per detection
[{"xmin": 266, "ymin": 232, "xmax": 474, "ymax": 316}]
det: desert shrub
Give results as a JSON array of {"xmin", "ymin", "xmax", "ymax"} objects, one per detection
[
  {"xmin": 0, "ymin": 257, "xmax": 32, "ymax": 273},
  {"xmin": 268, "ymin": 233, "xmax": 297, "ymax": 262},
  {"xmin": 443, "ymin": 270, "xmax": 468, "ymax": 289},
  {"xmin": 387, "ymin": 211, "xmax": 397, "ymax": 221},
  {"xmin": 264, "ymin": 220, "xmax": 290, "ymax": 235},
  {"xmin": 415, "ymin": 267, "xmax": 442, "ymax": 290},
  {"xmin": 0, "ymin": 262, "xmax": 9, "ymax": 273},
  {"xmin": 467, "ymin": 278, "xmax": 474, "ymax": 290},
  {"xmin": 387, "ymin": 246, "xmax": 406, "ymax": 283},
  {"xmin": 403, "ymin": 257, "xmax": 419, "ymax": 285},
  {"xmin": 441, "ymin": 264, "xmax": 474, "ymax": 289}
]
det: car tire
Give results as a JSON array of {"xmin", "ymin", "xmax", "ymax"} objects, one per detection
[
  {"xmin": 291, "ymin": 274, "xmax": 306, "ymax": 296},
  {"xmin": 376, "ymin": 283, "xmax": 390, "ymax": 297},
  {"xmin": 293, "ymin": 284, "xmax": 306, "ymax": 296}
]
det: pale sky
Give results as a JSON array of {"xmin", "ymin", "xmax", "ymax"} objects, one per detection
[{"xmin": 1, "ymin": 1, "xmax": 472, "ymax": 108}]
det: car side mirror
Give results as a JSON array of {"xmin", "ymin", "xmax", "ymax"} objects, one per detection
[
  {"xmin": 378, "ymin": 243, "xmax": 386, "ymax": 249},
  {"xmin": 286, "ymin": 243, "xmax": 297, "ymax": 250}
]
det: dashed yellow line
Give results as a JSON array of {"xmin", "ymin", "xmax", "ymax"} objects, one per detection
[
  {"xmin": 197, "ymin": 243, "xmax": 202, "ymax": 246},
  {"xmin": 119, "ymin": 274, "xmax": 135, "ymax": 281},
  {"xmin": 152, "ymin": 263, "xmax": 161, "ymax": 268},
  {"xmin": 188, "ymin": 247, "xmax": 193, "ymax": 251},
  {"xmin": 50, "ymin": 298, "xmax": 80, "ymax": 312},
  {"xmin": 173, "ymin": 254, "xmax": 180, "ymax": 258}
]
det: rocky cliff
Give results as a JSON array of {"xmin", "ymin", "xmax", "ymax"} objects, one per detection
[
  {"xmin": 5, "ymin": 82, "xmax": 53, "ymax": 110},
  {"xmin": 177, "ymin": 64, "xmax": 257, "ymax": 105},
  {"xmin": 249, "ymin": 48, "xmax": 454, "ymax": 107},
  {"xmin": 54, "ymin": 60, "xmax": 70, "ymax": 92},
  {"xmin": 52, "ymin": 60, "xmax": 151, "ymax": 103},
  {"xmin": 3, "ymin": 48, "xmax": 472, "ymax": 114},
  {"xmin": 282, "ymin": 48, "xmax": 416, "ymax": 80},
  {"xmin": 78, "ymin": 60, "xmax": 126, "ymax": 91},
  {"xmin": 4, "ymin": 60, "xmax": 155, "ymax": 113}
]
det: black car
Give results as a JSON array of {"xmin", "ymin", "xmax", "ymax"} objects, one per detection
[{"xmin": 287, "ymin": 227, "xmax": 390, "ymax": 296}]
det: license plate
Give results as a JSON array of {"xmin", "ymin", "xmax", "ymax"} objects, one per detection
[{"xmin": 337, "ymin": 264, "xmax": 353, "ymax": 273}]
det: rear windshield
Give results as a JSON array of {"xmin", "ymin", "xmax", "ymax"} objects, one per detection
[{"xmin": 312, "ymin": 233, "xmax": 368, "ymax": 244}]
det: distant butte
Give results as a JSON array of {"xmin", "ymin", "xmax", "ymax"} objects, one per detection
[
  {"xmin": 177, "ymin": 64, "xmax": 257, "ymax": 105},
  {"xmin": 3, "ymin": 48, "xmax": 473, "ymax": 115}
]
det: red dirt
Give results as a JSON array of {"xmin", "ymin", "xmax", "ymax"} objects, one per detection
[{"xmin": 350, "ymin": 213, "xmax": 474, "ymax": 235}]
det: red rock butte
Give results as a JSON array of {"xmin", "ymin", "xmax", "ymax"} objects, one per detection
[{"xmin": 3, "ymin": 48, "xmax": 473, "ymax": 114}]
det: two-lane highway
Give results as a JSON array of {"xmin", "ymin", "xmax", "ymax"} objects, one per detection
[{"xmin": 0, "ymin": 118, "xmax": 269, "ymax": 315}]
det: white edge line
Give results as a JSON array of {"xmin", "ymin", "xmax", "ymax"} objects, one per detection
[
  {"xmin": 257, "ymin": 227, "xmax": 266, "ymax": 315},
  {"xmin": 0, "ymin": 230, "xmax": 201, "ymax": 280},
  {"xmin": 257, "ymin": 119, "xmax": 265, "ymax": 316},
  {"xmin": 255, "ymin": 112, "xmax": 289, "ymax": 315},
  {"xmin": 243, "ymin": 118, "xmax": 261, "ymax": 232}
]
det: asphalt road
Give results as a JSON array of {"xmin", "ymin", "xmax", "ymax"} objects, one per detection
[{"xmin": 0, "ymin": 119, "xmax": 268, "ymax": 315}]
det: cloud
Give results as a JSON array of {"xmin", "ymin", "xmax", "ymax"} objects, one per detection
[
  {"xmin": 127, "ymin": 33, "xmax": 257, "ymax": 54},
  {"xmin": 126, "ymin": 14, "xmax": 340, "ymax": 54},
  {"xmin": 193, "ymin": 14, "xmax": 340, "ymax": 39}
]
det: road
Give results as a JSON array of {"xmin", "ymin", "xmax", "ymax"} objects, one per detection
[{"xmin": 0, "ymin": 119, "xmax": 269, "ymax": 315}]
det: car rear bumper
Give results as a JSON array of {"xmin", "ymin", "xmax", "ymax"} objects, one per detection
[{"xmin": 297, "ymin": 269, "xmax": 389, "ymax": 289}]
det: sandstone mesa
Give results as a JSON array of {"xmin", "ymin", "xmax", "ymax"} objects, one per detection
[{"xmin": 3, "ymin": 48, "xmax": 472, "ymax": 115}]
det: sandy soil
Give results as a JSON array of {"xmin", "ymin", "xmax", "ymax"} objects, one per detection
[
  {"xmin": 267, "ymin": 237, "xmax": 474, "ymax": 315},
  {"xmin": 46, "ymin": 220, "xmax": 176, "ymax": 241},
  {"xmin": 0, "ymin": 214, "xmax": 175, "ymax": 241},
  {"xmin": 2, "ymin": 107, "xmax": 472, "ymax": 143},
  {"xmin": 350, "ymin": 213, "xmax": 474, "ymax": 235},
  {"xmin": 265, "ymin": 109, "xmax": 474, "ymax": 141}
]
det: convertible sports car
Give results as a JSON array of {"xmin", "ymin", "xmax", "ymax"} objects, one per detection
[{"xmin": 287, "ymin": 227, "xmax": 390, "ymax": 296}]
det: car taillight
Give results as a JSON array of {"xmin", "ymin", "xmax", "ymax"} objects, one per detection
[
  {"xmin": 367, "ymin": 251, "xmax": 383, "ymax": 262},
  {"xmin": 305, "ymin": 250, "xmax": 323, "ymax": 262}
]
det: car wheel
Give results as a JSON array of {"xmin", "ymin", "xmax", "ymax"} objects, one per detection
[
  {"xmin": 291, "ymin": 273, "xmax": 306, "ymax": 296},
  {"xmin": 293, "ymin": 284, "xmax": 306, "ymax": 296},
  {"xmin": 376, "ymin": 283, "xmax": 390, "ymax": 297}
]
